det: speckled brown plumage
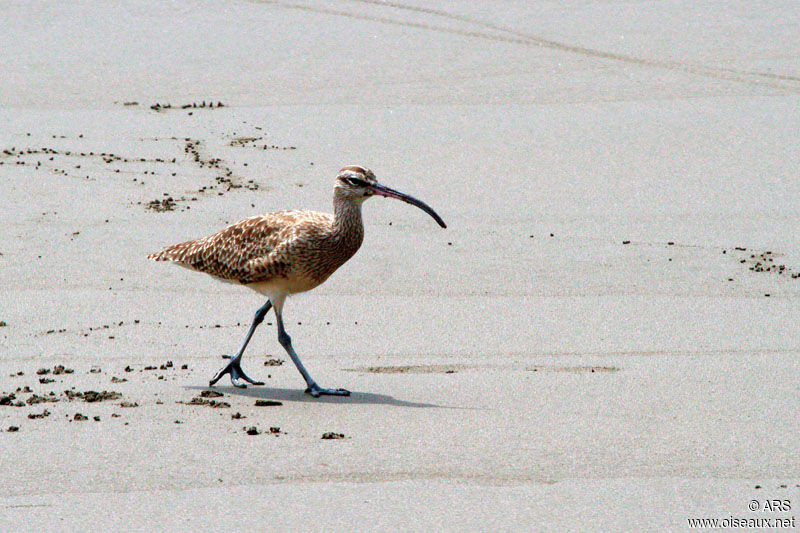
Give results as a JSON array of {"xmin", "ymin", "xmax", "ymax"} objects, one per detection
[
  {"xmin": 148, "ymin": 165, "xmax": 445, "ymax": 395},
  {"xmin": 149, "ymin": 197, "xmax": 364, "ymax": 291},
  {"xmin": 148, "ymin": 167, "xmax": 372, "ymax": 294}
]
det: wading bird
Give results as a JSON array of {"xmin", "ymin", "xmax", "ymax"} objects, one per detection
[{"xmin": 148, "ymin": 166, "xmax": 446, "ymax": 397}]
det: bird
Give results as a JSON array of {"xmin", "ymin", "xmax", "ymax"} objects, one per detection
[{"xmin": 148, "ymin": 165, "xmax": 446, "ymax": 397}]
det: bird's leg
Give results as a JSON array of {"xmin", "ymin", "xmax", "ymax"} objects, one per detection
[
  {"xmin": 275, "ymin": 312, "xmax": 350, "ymax": 397},
  {"xmin": 209, "ymin": 300, "xmax": 272, "ymax": 388}
]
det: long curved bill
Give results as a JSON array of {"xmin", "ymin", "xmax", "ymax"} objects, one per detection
[{"xmin": 370, "ymin": 182, "xmax": 447, "ymax": 228}]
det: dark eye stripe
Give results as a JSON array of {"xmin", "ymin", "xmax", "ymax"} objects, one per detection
[{"xmin": 348, "ymin": 177, "xmax": 369, "ymax": 187}]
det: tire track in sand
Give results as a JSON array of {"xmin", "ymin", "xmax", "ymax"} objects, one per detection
[{"xmin": 251, "ymin": 0, "xmax": 800, "ymax": 92}]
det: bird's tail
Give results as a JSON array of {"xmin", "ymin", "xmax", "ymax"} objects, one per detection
[
  {"xmin": 147, "ymin": 242, "xmax": 191, "ymax": 262},
  {"xmin": 147, "ymin": 250, "xmax": 169, "ymax": 261}
]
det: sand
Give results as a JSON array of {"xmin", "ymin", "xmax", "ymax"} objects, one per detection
[{"xmin": 2, "ymin": 1, "xmax": 799, "ymax": 531}]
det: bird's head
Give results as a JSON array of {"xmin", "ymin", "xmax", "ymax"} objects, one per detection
[{"xmin": 334, "ymin": 165, "xmax": 447, "ymax": 228}]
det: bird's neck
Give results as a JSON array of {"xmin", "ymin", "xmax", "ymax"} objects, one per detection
[{"xmin": 332, "ymin": 193, "xmax": 365, "ymax": 246}]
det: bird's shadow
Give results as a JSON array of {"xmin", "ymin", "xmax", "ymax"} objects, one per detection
[{"xmin": 185, "ymin": 384, "xmax": 448, "ymax": 408}]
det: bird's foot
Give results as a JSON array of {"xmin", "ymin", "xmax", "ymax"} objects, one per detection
[
  {"xmin": 305, "ymin": 383, "xmax": 350, "ymax": 398},
  {"xmin": 209, "ymin": 355, "xmax": 265, "ymax": 389}
]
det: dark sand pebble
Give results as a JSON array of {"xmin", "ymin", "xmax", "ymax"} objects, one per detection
[
  {"xmin": 321, "ymin": 432, "xmax": 346, "ymax": 440},
  {"xmin": 245, "ymin": 426, "xmax": 260, "ymax": 435},
  {"xmin": 254, "ymin": 400, "xmax": 282, "ymax": 407},
  {"xmin": 27, "ymin": 409, "xmax": 51, "ymax": 419},
  {"xmin": 186, "ymin": 397, "xmax": 230, "ymax": 408},
  {"xmin": 65, "ymin": 390, "xmax": 122, "ymax": 402},
  {"xmin": 1, "ymin": 393, "xmax": 19, "ymax": 406},
  {"xmin": 27, "ymin": 394, "xmax": 59, "ymax": 405},
  {"xmin": 200, "ymin": 390, "xmax": 223, "ymax": 398}
]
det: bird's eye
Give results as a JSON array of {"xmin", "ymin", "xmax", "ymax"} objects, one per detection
[{"xmin": 346, "ymin": 177, "xmax": 367, "ymax": 187}]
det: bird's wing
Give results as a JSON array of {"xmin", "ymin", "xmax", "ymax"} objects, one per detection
[
  {"xmin": 147, "ymin": 212, "xmax": 321, "ymax": 282},
  {"xmin": 241, "ymin": 211, "xmax": 335, "ymax": 283}
]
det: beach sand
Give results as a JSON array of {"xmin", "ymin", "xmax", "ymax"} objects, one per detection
[{"xmin": 2, "ymin": 1, "xmax": 799, "ymax": 530}]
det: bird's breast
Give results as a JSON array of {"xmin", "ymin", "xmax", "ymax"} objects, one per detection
[
  {"xmin": 304, "ymin": 231, "xmax": 363, "ymax": 279},
  {"xmin": 261, "ymin": 229, "xmax": 362, "ymax": 295}
]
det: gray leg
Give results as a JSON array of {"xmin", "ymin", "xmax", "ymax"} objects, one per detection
[
  {"xmin": 209, "ymin": 300, "xmax": 272, "ymax": 388},
  {"xmin": 275, "ymin": 312, "xmax": 350, "ymax": 397}
]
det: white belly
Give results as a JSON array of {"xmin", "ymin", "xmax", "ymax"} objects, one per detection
[{"xmin": 246, "ymin": 276, "xmax": 321, "ymax": 297}]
